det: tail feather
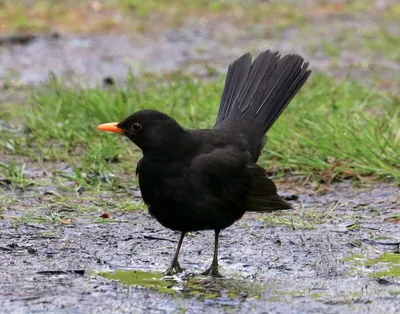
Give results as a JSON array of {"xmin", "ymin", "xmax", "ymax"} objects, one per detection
[
  {"xmin": 216, "ymin": 53, "xmax": 252, "ymax": 125},
  {"xmin": 215, "ymin": 50, "xmax": 311, "ymax": 161},
  {"xmin": 246, "ymin": 165, "xmax": 292, "ymax": 212},
  {"xmin": 235, "ymin": 51, "xmax": 279, "ymax": 112},
  {"xmin": 258, "ymin": 55, "xmax": 310, "ymax": 132}
]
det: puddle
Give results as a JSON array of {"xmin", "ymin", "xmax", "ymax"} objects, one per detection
[
  {"xmin": 345, "ymin": 252, "xmax": 400, "ymax": 277},
  {"xmin": 367, "ymin": 253, "xmax": 400, "ymax": 277},
  {"xmin": 98, "ymin": 269, "xmax": 263, "ymax": 304},
  {"xmin": 97, "ymin": 269, "xmax": 336, "ymax": 305},
  {"xmin": 100, "ymin": 270, "xmax": 173, "ymax": 293}
]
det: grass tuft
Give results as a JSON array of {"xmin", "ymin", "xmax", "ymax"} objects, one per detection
[{"xmin": 1, "ymin": 73, "xmax": 399, "ymax": 188}]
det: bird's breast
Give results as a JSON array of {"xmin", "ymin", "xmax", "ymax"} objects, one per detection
[
  {"xmin": 138, "ymin": 158, "xmax": 188, "ymax": 204},
  {"xmin": 137, "ymin": 157, "xmax": 248, "ymax": 232}
]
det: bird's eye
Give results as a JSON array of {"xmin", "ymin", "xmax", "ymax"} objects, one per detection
[{"xmin": 131, "ymin": 122, "xmax": 142, "ymax": 132}]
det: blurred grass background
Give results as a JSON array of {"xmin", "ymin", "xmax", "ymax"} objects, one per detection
[
  {"xmin": 0, "ymin": 0, "xmax": 399, "ymax": 191},
  {"xmin": 1, "ymin": 0, "xmax": 399, "ymax": 34}
]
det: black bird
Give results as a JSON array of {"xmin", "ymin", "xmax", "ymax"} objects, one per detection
[{"xmin": 97, "ymin": 50, "xmax": 311, "ymax": 277}]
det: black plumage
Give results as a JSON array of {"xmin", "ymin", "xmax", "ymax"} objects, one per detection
[{"xmin": 97, "ymin": 50, "xmax": 311, "ymax": 276}]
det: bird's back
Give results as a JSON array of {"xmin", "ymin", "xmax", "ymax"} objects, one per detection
[{"xmin": 190, "ymin": 128, "xmax": 292, "ymax": 214}]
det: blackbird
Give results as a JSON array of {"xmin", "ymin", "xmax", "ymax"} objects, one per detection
[{"xmin": 97, "ymin": 50, "xmax": 311, "ymax": 277}]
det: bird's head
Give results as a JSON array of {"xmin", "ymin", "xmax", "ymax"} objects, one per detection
[{"xmin": 97, "ymin": 109, "xmax": 192, "ymax": 158}]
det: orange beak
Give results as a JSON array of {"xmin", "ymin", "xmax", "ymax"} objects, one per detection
[{"xmin": 96, "ymin": 122, "xmax": 123, "ymax": 133}]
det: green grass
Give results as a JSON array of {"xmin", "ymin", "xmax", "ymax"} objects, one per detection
[
  {"xmin": 119, "ymin": 0, "xmax": 227, "ymax": 17},
  {"xmin": 5, "ymin": 191, "xmax": 145, "ymax": 226},
  {"xmin": 0, "ymin": 161, "xmax": 36, "ymax": 186},
  {"xmin": 1, "ymin": 0, "xmax": 398, "ymax": 34},
  {"xmin": 0, "ymin": 0, "xmax": 306, "ymax": 34},
  {"xmin": 1, "ymin": 72, "xmax": 399, "ymax": 188},
  {"xmin": 345, "ymin": 252, "xmax": 400, "ymax": 278},
  {"xmin": 119, "ymin": 0, "xmax": 309, "ymax": 28},
  {"xmin": 364, "ymin": 26, "xmax": 400, "ymax": 62},
  {"xmin": 261, "ymin": 202, "xmax": 340, "ymax": 230}
]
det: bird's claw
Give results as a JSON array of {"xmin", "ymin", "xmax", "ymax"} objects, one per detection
[
  {"xmin": 201, "ymin": 265, "xmax": 223, "ymax": 277},
  {"xmin": 164, "ymin": 261, "xmax": 184, "ymax": 276}
]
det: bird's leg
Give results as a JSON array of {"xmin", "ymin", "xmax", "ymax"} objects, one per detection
[
  {"xmin": 164, "ymin": 232, "xmax": 186, "ymax": 276},
  {"xmin": 202, "ymin": 229, "xmax": 223, "ymax": 277}
]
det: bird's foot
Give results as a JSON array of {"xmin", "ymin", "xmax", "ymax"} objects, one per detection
[
  {"xmin": 164, "ymin": 261, "xmax": 184, "ymax": 276},
  {"xmin": 201, "ymin": 265, "xmax": 223, "ymax": 277}
]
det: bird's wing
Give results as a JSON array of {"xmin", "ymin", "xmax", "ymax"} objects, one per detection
[
  {"xmin": 136, "ymin": 158, "xmax": 143, "ymax": 177},
  {"xmin": 188, "ymin": 145, "xmax": 251, "ymax": 223},
  {"xmin": 189, "ymin": 133, "xmax": 291, "ymax": 212},
  {"xmin": 190, "ymin": 144, "xmax": 250, "ymax": 179},
  {"xmin": 246, "ymin": 164, "xmax": 292, "ymax": 212}
]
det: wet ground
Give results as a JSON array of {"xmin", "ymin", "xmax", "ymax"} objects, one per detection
[
  {"xmin": 1, "ymin": 180, "xmax": 399, "ymax": 313},
  {"xmin": 1, "ymin": 1, "xmax": 400, "ymax": 313},
  {"xmin": 0, "ymin": 11, "xmax": 399, "ymax": 87}
]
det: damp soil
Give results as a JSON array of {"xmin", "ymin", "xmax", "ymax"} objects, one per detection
[{"xmin": 0, "ymin": 179, "xmax": 399, "ymax": 313}]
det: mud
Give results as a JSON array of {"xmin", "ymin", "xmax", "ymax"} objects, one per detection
[{"xmin": 1, "ymin": 180, "xmax": 399, "ymax": 313}]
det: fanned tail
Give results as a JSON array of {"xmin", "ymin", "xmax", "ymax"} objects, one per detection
[{"xmin": 215, "ymin": 50, "xmax": 311, "ymax": 161}]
